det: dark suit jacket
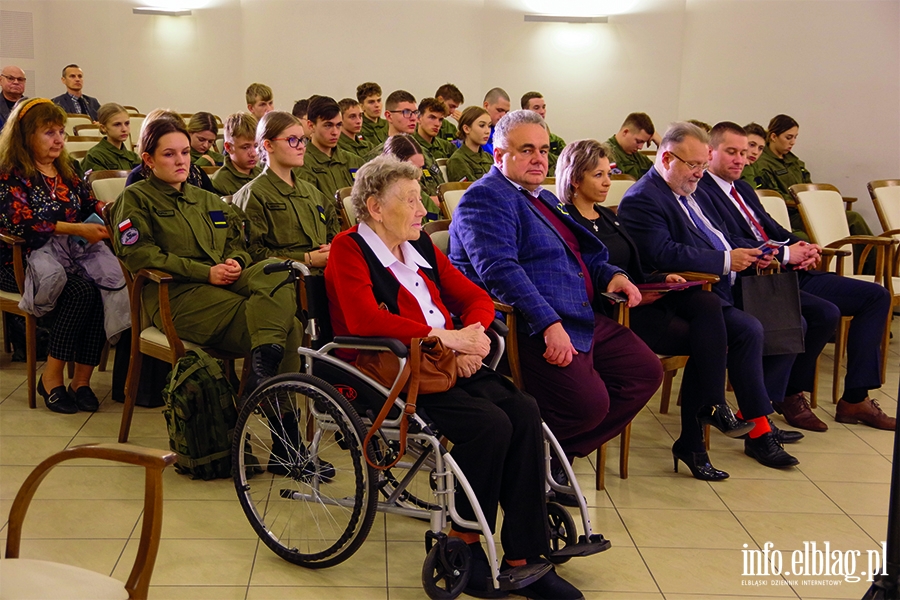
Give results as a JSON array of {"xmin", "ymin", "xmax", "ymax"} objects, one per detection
[
  {"xmin": 449, "ymin": 166, "xmax": 624, "ymax": 352},
  {"xmin": 617, "ymin": 166, "xmax": 742, "ymax": 303},
  {"xmin": 0, "ymin": 95, "xmax": 26, "ymax": 130},
  {"xmin": 51, "ymin": 93, "xmax": 100, "ymax": 121}
]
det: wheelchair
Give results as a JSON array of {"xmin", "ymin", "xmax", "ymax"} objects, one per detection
[{"xmin": 232, "ymin": 260, "xmax": 611, "ymax": 599}]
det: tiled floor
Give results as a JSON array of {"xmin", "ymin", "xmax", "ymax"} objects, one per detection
[{"xmin": 1, "ymin": 322, "xmax": 897, "ymax": 600}]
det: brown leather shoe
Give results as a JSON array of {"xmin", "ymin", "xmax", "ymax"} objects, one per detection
[
  {"xmin": 835, "ymin": 398, "xmax": 897, "ymax": 430},
  {"xmin": 772, "ymin": 392, "xmax": 828, "ymax": 432}
]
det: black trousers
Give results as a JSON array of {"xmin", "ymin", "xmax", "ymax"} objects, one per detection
[
  {"xmin": 1, "ymin": 267, "xmax": 105, "ymax": 366},
  {"xmin": 788, "ymin": 272, "xmax": 891, "ymax": 395},
  {"xmin": 417, "ymin": 369, "xmax": 549, "ymax": 560}
]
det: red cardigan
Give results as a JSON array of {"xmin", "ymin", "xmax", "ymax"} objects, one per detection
[{"xmin": 325, "ymin": 226, "xmax": 495, "ymax": 345}]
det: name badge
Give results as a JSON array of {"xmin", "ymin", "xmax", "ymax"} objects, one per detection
[
  {"xmin": 208, "ymin": 210, "xmax": 227, "ymax": 228},
  {"xmin": 265, "ymin": 202, "xmax": 287, "ymax": 211},
  {"xmin": 153, "ymin": 208, "xmax": 175, "ymax": 217},
  {"xmin": 775, "ymin": 168, "xmax": 788, "ymax": 176}
]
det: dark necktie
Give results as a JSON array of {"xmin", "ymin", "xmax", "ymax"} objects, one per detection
[
  {"xmin": 730, "ymin": 185, "xmax": 768, "ymax": 241},
  {"xmin": 679, "ymin": 195, "xmax": 727, "ymax": 251}
]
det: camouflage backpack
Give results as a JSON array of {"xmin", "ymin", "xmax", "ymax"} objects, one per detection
[{"xmin": 162, "ymin": 349, "xmax": 238, "ymax": 480}]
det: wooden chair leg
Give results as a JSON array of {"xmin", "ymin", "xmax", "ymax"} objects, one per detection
[
  {"xmin": 880, "ymin": 310, "xmax": 892, "ymax": 384},
  {"xmin": 1, "ymin": 311, "xmax": 11, "ymax": 353},
  {"xmin": 619, "ymin": 422, "xmax": 631, "ymax": 480},
  {"xmin": 66, "ymin": 361, "xmax": 74, "ymax": 379},
  {"xmin": 24, "ymin": 313, "xmax": 36, "ymax": 409},
  {"xmin": 832, "ymin": 317, "xmax": 850, "ymax": 404},
  {"xmin": 97, "ymin": 342, "xmax": 110, "ymax": 372},
  {"xmin": 704, "ymin": 424, "xmax": 711, "ymax": 451},
  {"xmin": 595, "ymin": 444, "xmax": 607, "ymax": 491},
  {"xmin": 659, "ymin": 371, "xmax": 674, "ymax": 414},
  {"xmin": 810, "ymin": 357, "xmax": 819, "ymax": 409},
  {"xmin": 118, "ymin": 350, "xmax": 144, "ymax": 443}
]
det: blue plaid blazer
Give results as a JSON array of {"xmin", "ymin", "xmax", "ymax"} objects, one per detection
[{"xmin": 449, "ymin": 166, "xmax": 623, "ymax": 352}]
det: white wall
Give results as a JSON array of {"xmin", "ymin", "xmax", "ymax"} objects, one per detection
[{"xmin": 2, "ymin": 0, "xmax": 897, "ymax": 226}]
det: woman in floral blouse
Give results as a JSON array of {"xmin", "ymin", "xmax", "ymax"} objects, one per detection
[{"xmin": 0, "ymin": 99, "xmax": 110, "ymax": 414}]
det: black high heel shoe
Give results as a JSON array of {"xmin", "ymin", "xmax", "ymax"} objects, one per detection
[
  {"xmin": 672, "ymin": 442, "xmax": 729, "ymax": 481},
  {"xmin": 37, "ymin": 376, "xmax": 78, "ymax": 414}
]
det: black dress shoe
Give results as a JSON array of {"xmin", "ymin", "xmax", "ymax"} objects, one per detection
[
  {"xmin": 672, "ymin": 441, "xmax": 729, "ymax": 481},
  {"xmin": 549, "ymin": 465, "xmax": 580, "ymax": 507},
  {"xmin": 503, "ymin": 558, "xmax": 584, "ymax": 600},
  {"xmin": 697, "ymin": 404, "xmax": 754, "ymax": 438},
  {"xmin": 68, "ymin": 384, "xmax": 99, "ymax": 412},
  {"xmin": 743, "ymin": 432, "xmax": 799, "ymax": 468},
  {"xmin": 464, "ymin": 542, "xmax": 508, "ymax": 599},
  {"xmin": 769, "ymin": 418, "xmax": 804, "ymax": 444},
  {"xmin": 37, "ymin": 377, "xmax": 78, "ymax": 414}
]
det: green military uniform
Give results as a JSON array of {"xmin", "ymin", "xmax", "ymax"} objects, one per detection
[
  {"xmin": 296, "ymin": 143, "xmax": 365, "ymax": 201},
  {"xmin": 547, "ymin": 131, "xmax": 566, "ymax": 178},
  {"xmin": 754, "ymin": 146, "xmax": 873, "ymax": 238},
  {"xmin": 413, "ymin": 131, "xmax": 457, "ymax": 160},
  {"xmin": 741, "ymin": 160, "xmax": 762, "ymax": 189},
  {"xmin": 232, "ymin": 166, "xmax": 340, "ymax": 270},
  {"xmin": 361, "ymin": 117, "xmax": 388, "ymax": 146},
  {"xmin": 109, "ymin": 175, "xmax": 301, "ymax": 372},
  {"xmin": 336, "ymin": 132, "xmax": 372, "ymax": 158},
  {"xmin": 364, "ymin": 139, "xmax": 447, "ymax": 198},
  {"xmin": 606, "ymin": 135, "xmax": 652, "ymax": 180},
  {"xmin": 438, "ymin": 119, "xmax": 458, "ymax": 143},
  {"xmin": 446, "ymin": 144, "xmax": 493, "ymax": 183},
  {"xmin": 81, "ymin": 138, "xmax": 140, "ymax": 174},
  {"xmin": 210, "ymin": 156, "xmax": 262, "ymax": 197},
  {"xmin": 191, "ymin": 147, "xmax": 225, "ymax": 167}
]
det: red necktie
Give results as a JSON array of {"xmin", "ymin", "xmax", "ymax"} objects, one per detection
[{"xmin": 730, "ymin": 185, "xmax": 768, "ymax": 241}]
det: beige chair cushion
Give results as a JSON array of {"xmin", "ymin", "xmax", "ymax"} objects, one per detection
[
  {"xmin": 0, "ymin": 558, "xmax": 129, "ymax": 600},
  {"xmin": 442, "ymin": 190, "xmax": 466, "ymax": 218},
  {"xmin": 794, "ymin": 189, "xmax": 852, "ymax": 275},
  {"xmin": 430, "ymin": 230, "xmax": 450, "ymax": 255},
  {"xmin": 872, "ymin": 185, "xmax": 900, "ymax": 237},
  {"xmin": 606, "ymin": 179, "xmax": 636, "ymax": 209},
  {"xmin": 140, "ymin": 326, "xmax": 200, "ymax": 351},
  {"xmin": 0, "ymin": 289, "xmax": 23, "ymax": 305},
  {"xmin": 757, "ymin": 193, "xmax": 792, "ymax": 232},
  {"xmin": 91, "ymin": 177, "xmax": 128, "ymax": 203},
  {"xmin": 342, "ymin": 195, "xmax": 357, "ymax": 227}
]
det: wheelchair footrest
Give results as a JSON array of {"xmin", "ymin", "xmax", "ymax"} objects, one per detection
[
  {"xmin": 549, "ymin": 534, "xmax": 612, "ymax": 559},
  {"xmin": 496, "ymin": 562, "xmax": 552, "ymax": 591}
]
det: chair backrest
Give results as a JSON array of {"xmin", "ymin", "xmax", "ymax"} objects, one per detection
[
  {"xmin": 123, "ymin": 105, "xmax": 141, "ymax": 115},
  {"xmin": 605, "ymin": 174, "xmax": 637, "ymax": 210},
  {"xmin": 65, "ymin": 136, "xmax": 103, "ymax": 155},
  {"xmin": 438, "ymin": 164, "xmax": 448, "ymax": 182},
  {"xmin": 73, "ymin": 124, "xmax": 102, "ymax": 137},
  {"xmin": 200, "ymin": 166, "xmax": 220, "ymax": 176},
  {"xmin": 89, "ymin": 170, "xmax": 130, "ymax": 203},
  {"xmin": 68, "ymin": 150, "xmax": 88, "ymax": 163},
  {"xmin": 64, "ymin": 114, "xmax": 93, "ymax": 136},
  {"xmin": 423, "ymin": 219, "xmax": 451, "ymax": 255},
  {"xmin": 868, "ymin": 179, "xmax": 900, "ymax": 239},
  {"xmin": 438, "ymin": 182, "xmax": 471, "ymax": 219},
  {"xmin": 790, "ymin": 183, "xmax": 852, "ymax": 275},
  {"xmin": 335, "ymin": 187, "xmax": 355, "ymax": 228},
  {"xmin": 129, "ymin": 115, "xmax": 146, "ymax": 152},
  {"xmin": 756, "ymin": 189, "xmax": 792, "ymax": 231}
]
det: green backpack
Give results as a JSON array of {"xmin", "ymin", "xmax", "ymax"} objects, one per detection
[{"xmin": 162, "ymin": 349, "xmax": 238, "ymax": 480}]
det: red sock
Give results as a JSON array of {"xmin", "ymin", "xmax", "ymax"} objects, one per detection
[
  {"xmin": 505, "ymin": 558, "xmax": 527, "ymax": 567},
  {"xmin": 748, "ymin": 416, "xmax": 771, "ymax": 439},
  {"xmin": 449, "ymin": 530, "xmax": 480, "ymax": 545}
]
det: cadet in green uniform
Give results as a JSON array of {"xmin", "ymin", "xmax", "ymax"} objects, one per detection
[
  {"xmin": 210, "ymin": 112, "xmax": 262, "ymax": 196},
  {"xmin": 336, "ymin": 98, "xmax": 372, "ymax": 158},
  {"xmin": 109, "ymin": 115, "xmax": 302, "ymax": 397},
  {"xmin": 447, "ymin": 106, "xmax": 493, "ymax": 183},
  {"xmin": 357, "ymin": 82, "xmax": 389, "ymax": 145},
  {"xmin": 414, "ymin": 97, "xmax": 457, "ymax": 160},
  {"xmin": 435, "ymin": 83, "xmax": 464, "ymax": 142},
  {"xmin": 187, "ymin": 112, "xmax": 224, "ymax": 167},
  {"xmin": 233, "ymin": 111, "xmax": 340, "ymax": 272},
  {"xmin": 755, "ymin": 114, "xmax": 873, "ymax": 239},
  {"xmin": 606, "ymin": 112, "xmax": 656, "ymax": 180},
  {"xmin": 297, "ymin": 96, "xmax": 365, "ymax": 200},
  {"xmin": 81, "ymin": 103, "xmax": 140, "ymax": 173},
  {"xmin": 740, "ymin": 122, "xmax": 767, "ymax": 188},
  {"xmin": 381, "ymin": 135, "xmax": 442, "ymax": 221}
]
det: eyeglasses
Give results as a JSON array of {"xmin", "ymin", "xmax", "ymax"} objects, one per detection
[
  {"xmin": 668, "ymin": 151, "xmax": 708, "ymax": 173},
  {"xmin": 389, "ymin": 109, "xmax": 420, "ymax": 119},
  {"xmin": 272, "ymin": 136, "xmax": 307, "ymax": 149},
  {"xmin": 1, "ymin": 75, "xmax": 26, "ymax": 83}
]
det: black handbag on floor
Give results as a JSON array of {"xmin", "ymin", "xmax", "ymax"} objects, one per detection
[{"xmin": 738, "ymin": 269, "xmax": 805, "ymax": 356}]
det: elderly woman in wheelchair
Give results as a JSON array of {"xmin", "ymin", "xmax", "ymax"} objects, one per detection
[{"xmin": 233, "ymin": 156, "xmax": 606, "ymax": 599}]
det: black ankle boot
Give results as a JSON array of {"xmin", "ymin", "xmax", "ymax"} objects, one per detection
[{"xmin": 244, "ymin": 343, "xmax": 284, "ymax": 399}]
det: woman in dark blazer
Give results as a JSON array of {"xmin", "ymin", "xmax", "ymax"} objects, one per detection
[
  {"xmin": 558, "ymin": 139, "xmax": 750, "ymax": 481},
  {"xmin": 325, "ymin": 156, "xmax": 582, "ymax": 600}
]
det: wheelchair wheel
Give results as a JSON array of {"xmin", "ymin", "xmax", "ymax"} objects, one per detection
[
  {"xmin": 422, "ymin": 536, "xmax": 472, "ymax": 599},
  {"xmin": 233, "ymin": 373, "xmax": 377, "ymax": 568},
  {"xmin": 546, "ymin": 501, "xmax": 577, "ymax": 564}
]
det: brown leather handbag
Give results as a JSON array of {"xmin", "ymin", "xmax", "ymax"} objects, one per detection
[{"xmin": 358, "ymin": 337, "xmax": 457, "ymax": 470}]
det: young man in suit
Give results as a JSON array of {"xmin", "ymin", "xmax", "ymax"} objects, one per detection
[
  {"xmin": 449, "ymin": 109, "xmax": 664, "ymax": 476},
  {"xmin": 617, "ymin": 122, "xmax": 806, "ymax": 468},
  {"xmin": 700, "ymin": 121, "xmax": 894, "ymax": 431},
  {"xmin": 51, "ymin": 64, "xmax": 100, "ymax": 121},
  {"xmin": 480, "ymin": 87, "xmax": 510, "ymax": 155}
]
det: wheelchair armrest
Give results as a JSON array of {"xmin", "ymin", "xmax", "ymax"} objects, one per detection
[
  {"xmin": 490, "ymin": 318, "xmax": 509, "ymax": 337},
  {"xmin": 332, "ymin": 336, "xmax": 409, "ymax": 358}
]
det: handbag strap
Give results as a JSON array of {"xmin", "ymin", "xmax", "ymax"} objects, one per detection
[{"xmin": 363, "ymin": 339, "xmax": 423, "ymax": 470}]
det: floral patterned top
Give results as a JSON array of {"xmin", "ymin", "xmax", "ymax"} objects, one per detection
[{"xmin": 0, "ymin": 168, "xmax": 101, "ymax": 268}]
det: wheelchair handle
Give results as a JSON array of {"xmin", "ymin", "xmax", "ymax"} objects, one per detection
[{"xmin": 263, "ymin": 258, "xmax": 311, "ymax": 277}]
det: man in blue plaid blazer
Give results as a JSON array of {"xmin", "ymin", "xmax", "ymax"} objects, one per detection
[{"xmin": 449, "ymin": 110, "xmax": 663, "ymax": 462}]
